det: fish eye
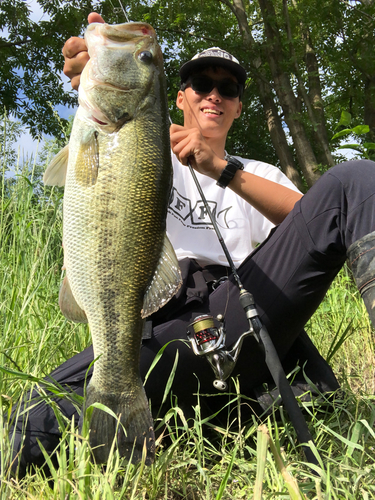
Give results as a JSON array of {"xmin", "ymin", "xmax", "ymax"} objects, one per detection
[{"xmin": 138, "ymin": 51, "xmax": 153, "ymax": 64}]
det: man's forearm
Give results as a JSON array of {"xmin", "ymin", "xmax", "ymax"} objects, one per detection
[{"xmin": 228, "ymin": 170, "xmax": 302, "ymax": 224}]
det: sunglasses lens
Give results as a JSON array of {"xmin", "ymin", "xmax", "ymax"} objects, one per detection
[
  {"xmin": 219, "ymin": 81, "xmax": 240, "ymax": 98},
  {"xmin": 190, "ymin": 76, "xmax": 215, "ymax": 94},
  {"xmin": 189, "ymin": 76, "xmax": 240, "ymax": 98}
]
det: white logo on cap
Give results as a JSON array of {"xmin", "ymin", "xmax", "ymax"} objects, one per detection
[{"xmin": 192, "ymin": 47, "xmax": 240, "ymax": 65}]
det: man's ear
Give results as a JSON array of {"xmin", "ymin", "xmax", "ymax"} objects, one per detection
[
  {"xmin": 176, "ymin": 90, "xmax": 185, "ymax": 111},
  {"xmin": 235, "ymin": 101, "xmax": 242, "ymax": 119}
]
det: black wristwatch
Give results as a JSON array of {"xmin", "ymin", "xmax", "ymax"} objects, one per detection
[{"xmin": 216, "ymin": 155, "xmax": 244, "ymax": 189}]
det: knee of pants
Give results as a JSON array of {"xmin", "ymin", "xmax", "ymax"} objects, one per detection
[{"xmin": 327, "ymin": 159, "xmax": 375, "ymax": 191}]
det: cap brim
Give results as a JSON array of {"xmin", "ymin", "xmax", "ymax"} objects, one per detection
[{"xmin": 179, "ymin": 57, "xmax": 247, "ymax": 86}]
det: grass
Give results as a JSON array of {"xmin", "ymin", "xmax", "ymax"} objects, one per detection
[{"xmin": 0, "ymin": 142, "xmax": 374, "ymax": 498}]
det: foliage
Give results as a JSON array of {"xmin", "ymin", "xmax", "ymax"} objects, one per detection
[
  {"xmin": 332, "ymin": 110, "xmax": 375, "ymax": 161},
  {"xmin": 102, "ymin": 0, "xmax": 375, "ymax": 186},
  {"xmin": 2, "ymin": 0, "xmax": 375, "ymax": 184},
  {"xmin": 0, "ymin": 112, "xmax": 24, "ymax": 174},
  {"xmin": 0, "ymin": 0, "xmax": 100, "ymax": 138}
]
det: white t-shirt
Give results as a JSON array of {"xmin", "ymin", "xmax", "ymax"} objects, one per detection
[{"xmin": 166, "ymin": 153, "xmax": 301, "ymax": 268}]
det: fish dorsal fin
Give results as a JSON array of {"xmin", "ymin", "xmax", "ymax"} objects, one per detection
[
  {"xmin": 43, "ymin": 145, "xmax": 69, "ymax": 187},
  {"xmin": 75, "ymin": 131, "xmax": 99, "ymax": 187},
  {"xmin": 141, "ymin": 234, "xmax": 182, "ymax": 318}
]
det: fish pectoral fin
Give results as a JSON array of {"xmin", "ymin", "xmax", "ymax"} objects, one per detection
[
  {"xmin": 75, "ymin": 131, "xmax": 99, "ymax": 187},
  {"xmin": 59, "ymin": 275, "xmax": 88, "ymax": 323},
  {"xmin": 43, "ymin": 144, "xmax": 69, "ymax": 187},
  {"xmin": 141, "ymin": 234, "xmax": 182, "ymax": 318}
]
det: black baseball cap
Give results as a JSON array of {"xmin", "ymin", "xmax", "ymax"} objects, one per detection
[{"xmin": 179, "ymin": 47, "xmax": 247, "ymax": 86}]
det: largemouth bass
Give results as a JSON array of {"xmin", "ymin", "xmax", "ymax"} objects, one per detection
[{"xmin": 44, "ymin": 22, "xmax": 182, "ymax": 465}]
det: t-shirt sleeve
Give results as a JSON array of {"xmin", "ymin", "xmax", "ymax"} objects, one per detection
[{"xmin": 242, "ymin": 159, "xmax": 302, "ymax": 194}]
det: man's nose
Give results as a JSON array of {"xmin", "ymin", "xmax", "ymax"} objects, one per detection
[{"xmin": 207, "ymin": 86, "xmax": 222, "ymax": 101}]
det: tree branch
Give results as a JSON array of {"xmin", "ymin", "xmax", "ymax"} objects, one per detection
[{"xmin": 339, "ymin": 0, "xmax": 374, "ymax": 21}]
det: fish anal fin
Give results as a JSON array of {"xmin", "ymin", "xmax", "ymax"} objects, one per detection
[
  {"xmin": 141, "ymin": 234, "xmax": 182, "ymax": 318},
  {"xmin": 59, "ymin": 275, "xmax": 88, "ymax": 323},
  {"xmin": 43, "ymin": 145, "xmax": 69, "ymax": 187},
  {"xmin": 75, "ymin": 131, "xmax": 99, "ymax": 187}
]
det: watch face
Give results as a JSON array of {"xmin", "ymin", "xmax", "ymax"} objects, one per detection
[{"xmin": 225, "ymin": 155, "xmax": 244, "ymax": 170}]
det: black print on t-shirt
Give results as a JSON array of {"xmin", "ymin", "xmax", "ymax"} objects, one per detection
[{"xmin": 168, "ymin": 187, "xmax": 233, "ymax": 229}]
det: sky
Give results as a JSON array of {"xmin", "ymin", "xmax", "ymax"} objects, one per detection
[{"xmin": 13, "ymin": 1, "xmax": 77, "ymax": 162}]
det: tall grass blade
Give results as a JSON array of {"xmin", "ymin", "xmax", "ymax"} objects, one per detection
[{"xmin": 253, "ymin": 425, "xmax": 269, "ymax": 500}]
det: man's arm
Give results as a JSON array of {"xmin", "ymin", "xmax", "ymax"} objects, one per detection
[
  {"xmin": 170, "ymin": 124, "xmax": 302, "ymax": 225},
  {"xmin": 225, "ymin": 169, "xmax": 302, "ymax": 224},
  {"xmin": 64, "ymin": 16, "xmax": 302, "ymax": 225}
]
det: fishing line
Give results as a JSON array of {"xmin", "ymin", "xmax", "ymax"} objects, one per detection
[{"xmin": 117, "ymin": 0, "xmax": 130, "ymax": 22}]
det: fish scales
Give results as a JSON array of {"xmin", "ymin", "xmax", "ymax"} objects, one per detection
[
  {"xmin": 65, "ymin": 117, "xmax": 170, "ymax": 381},
  {"xmin": 44, "ymin": 22, "xmax": 181, "ymax": 465}
]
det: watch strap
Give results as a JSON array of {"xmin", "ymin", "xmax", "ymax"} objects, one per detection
[{"xmin": 216, "ymin": 155, "xmax": 244, "ymax": 189}]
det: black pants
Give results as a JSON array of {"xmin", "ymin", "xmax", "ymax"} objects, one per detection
[{"xmin": 9, "ymin": 160, "xmax": 375, "ymax": 477}]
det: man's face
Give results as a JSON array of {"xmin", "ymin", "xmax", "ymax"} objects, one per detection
[{"xmin": 176, "ymin": 67, "xmax": 242, "ymax": 141}]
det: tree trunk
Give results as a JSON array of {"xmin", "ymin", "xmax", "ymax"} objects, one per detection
[
  {"xmin": 220, "ymin": 0, "xmax": 305, "ymax": 190},
  {"xmin": 258, "ymin": 0, "xmax": 321, "ymax": 187},
  {"xmin": 364, "ymin": 75, "xmax": 375, "ymax": 144},
  {"xmin": 284, "ymin": 0, "xmax": 334, "ymax": 169}
]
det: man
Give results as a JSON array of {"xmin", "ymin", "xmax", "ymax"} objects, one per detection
[{"xmin": 9, "ymin": 13, "xmax": 375, "ymax": 477}]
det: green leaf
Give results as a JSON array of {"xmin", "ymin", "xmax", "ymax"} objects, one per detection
[
  {"xmin": 352, "ymin": 125, "xmax": 370, "ymax": 135},
  {"xmin": 338, "ymin": 110, "xmax": 352, "ymax": 128},
  {"xmin": 326, "ymin": 318, "xmax": 354, "ymax": 364},
  {"xmin": 331, "ymin": 129, "xmax": 353, "ymax": 140},
  {"xmin": 215, "ymin": 444, "xmax": 238, "ymax": 500},
  {"xmin": 347, "ymin": 421, "xmax": 362, "ymax": 458},
  {"xmin": 253, "ymin": 426, "xmax": 269, "ymax": 500},
  {"xmin": 161, "ymin": 349, "xmax": 179, "ymax": 406},
  {"xmin": 337, "ymin": 144, "xmax": 363, "ymax": 152},
  {"xmin": 144, "ymin": 339, "xmax": 187, "ymax": 384}
]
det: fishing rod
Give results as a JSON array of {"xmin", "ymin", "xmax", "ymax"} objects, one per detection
[
  {"xmin": 111, "ymin": 0, "xmax": 319, "ymax": 463},
  {"xmin": 182, "ymin": 154, "xmax": 318, "ymax": 466},
  {"xmin": 116, "ymin": 0, "xmax": 319, "ymax": 466}
]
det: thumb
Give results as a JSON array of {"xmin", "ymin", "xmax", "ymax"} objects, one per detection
[{"xmin": 88, "ymin": 12, "xmax": 105, "ymax": 24}]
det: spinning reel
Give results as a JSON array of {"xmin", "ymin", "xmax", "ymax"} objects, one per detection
[{"xmin": 187, "ymin": 314, "xmax": 252, "ymax": 391}]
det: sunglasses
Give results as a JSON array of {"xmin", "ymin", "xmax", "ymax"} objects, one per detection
[{"xmin": 181, "ymin": 75, "xmax": 242, "ymax": 99}]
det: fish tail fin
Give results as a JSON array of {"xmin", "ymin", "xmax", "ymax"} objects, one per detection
[{"xmin": 79, "ymin": 381, "xmax": 155, "ymax": 465}]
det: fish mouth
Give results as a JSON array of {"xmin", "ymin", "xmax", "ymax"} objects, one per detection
[
  {"xmin": 81, "ymin": 21, "xmax": 161, "ymax": 128},
  {"xmin": 86, "ymin": 22, "xmax": 156, "ymax": 43},
  {"xmin": 84, "ymin": 22, "xmax": 158, "ymax": 92}
]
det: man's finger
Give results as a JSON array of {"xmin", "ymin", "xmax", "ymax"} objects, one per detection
[
  {"xmin": 69, "ymin": 74, "xmax": 82, "ymax": 92},
  {"xmin": 88, "ymin": 12, "xmax": 105, "ymax": 24},
  {"xmin": 63, "ymin": 51, "xmax": 90, "ymax": 83},
  {"xmin": 169, "ymin": 123, "xmax": 184, "ymax": 134},
  {"xmin": 62, "ymin": 37, "xmax": 87, "ymax": 59}
]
